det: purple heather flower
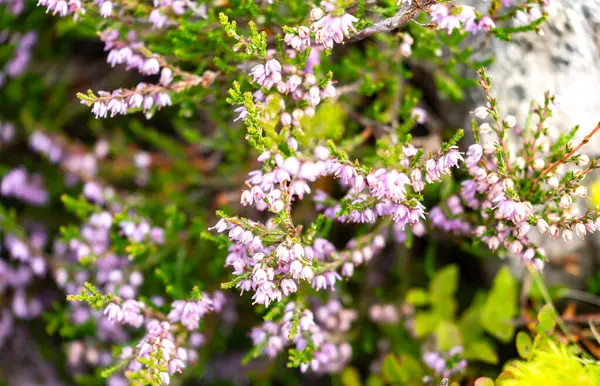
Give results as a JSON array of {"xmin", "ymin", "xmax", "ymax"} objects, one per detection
[
  {"xmin": 1, "ymin": 167, "xmax": 49, "ymax": 205},
  {"xmin": 168, "ymin": 297, "xmax": 213, "ymax": 331}
]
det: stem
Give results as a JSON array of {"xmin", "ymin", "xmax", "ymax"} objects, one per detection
[
  {"xmin": 346, "ymin": 0, "xmax": 437, "ymax": 43},
  {"xmin": 539, "ymin": 122, "xmax": 600, "ymax": 178},
  {"xmin": 528, "ymin": 266, "xmax": 575, "ymax": 342}
]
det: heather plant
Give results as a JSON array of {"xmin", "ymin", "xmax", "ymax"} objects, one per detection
[{"xmin": 1, "ymin": 0, "xmax": 600, "ymax": 385}]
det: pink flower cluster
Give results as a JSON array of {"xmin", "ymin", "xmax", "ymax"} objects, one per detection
[
  {"xmin": 283, "ymin": 7, "xmax": 358, "ymax": 52},
  {"xmin": 423, "ymin": 346, "xmax": 467, "ymax": 378},
  {"xmin": 36, "ymin": 0, "xmax": 83, "ymax": 18},
  {"xmin": 1, "ymin": 167, "xmax": 49, "ymax": 206},
  {"xmin": 241, "ymin": 147, "xmax": 331, "ymax": 212},
  {"xmin": 250, "ymin": 301, "xmax": 355, "ymax": 373},
  {"xmin": 167, "ymin": 295, "xmax": 214, "ymax": 331},
  {"xmin": 90, "ymin": 83, "xmax": 173, "ymax": 118},
  {"xmin": 0, "ymin": 31, "xmax": 37, "ymax": 87},
  {"xmin": 0, "ymin": 229, "xmax": 49, "ymax": 332},
  {"xmin": 429, "ymin": 5, "xmax": 495, "ymax": 34},
  {"xmin": 316, "ymin": 145, "xmax": 462, "ymax": 229},
  {"xmin": 246, "ymin": 56, "xmax": 336, "ymax": 115},
  {"xmin": 0, "ymin": 121, "xmax": 15, "ymax": 146},
  {"xmin": 430, "ymin": 196, "xmax": 471, "ymax": 235}
]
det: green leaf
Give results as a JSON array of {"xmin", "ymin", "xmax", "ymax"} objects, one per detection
[
  {"xmin": 396, "ymin": 354, "xmax": 424, "ymax": 382},
  {"xmin": 459, "ymin": 291, "xmax": 487, "ymax": 341},
  {"xmin": 341, "ymin": 367, "xmax": 362, "ymax": 386},
  {"xmin": 381, "ymin": 354, "xmax": 402, "ymax": 384},
  {"xmin": 516, "ymin": 331, "xmax": 533, "ymax": 359},
  {"xmin": 299, "ymin": 100, "xmax": 346, "ymax": 142},
  {"xmin": 432, "ymin": 296, "xmax": 458, "ymax": 320},
  {"xmin": 429, "ymin": 264, "xmax": 459, "ymax": 320},
  {"xmin": 464, "ymin": 340, "xmax": 498, "ymax": 364},
  {"xmin": 536, "ymin": 304, "xmax": 556, "ymax": 333},
  {"xmin": 365, "ymin": 376, "xmax": 384, "ymax": 386},
  {"xmin": 481, "ymin": 267, "xmax": 518, "ymax": 342},
  {"xmin": 435, "ymin": 321, "xmax": 463, "ymax": 351},
  {"xmin": 405, "ymin": 288, "xmax": 430, "ymax": 306},
  {"xmin": 381, "ymin": 354, "xmax": 423, "ymax": 384},
  {"xmin": 61, "ymin": 194, "xmax": 97, "ymax": 219},
  {"xmin": 414, "ymin": 311, "xmax": 441, "ymax": 337},
  {"xmin": 429, "ymin": 264, "xmax": 459, "ymax": 297}
]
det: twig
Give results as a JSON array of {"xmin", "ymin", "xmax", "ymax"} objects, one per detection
[
  {"xmin": 346, "ymin": 0, "xmax": 438, "ymax": 43},
  {"xmin": 335, "ymin": 81, "xmax": 361, "ymax": 96},
  {"xmin": 529, "ymin": 266, "xmax": 576, "ymax": 342},
  {"xmin": 563, "ymin": 289, "xmax": 600, "ymax": 308},
  {"xmin": 539, "ymin": 122, "xmax": 600, "ymax": 178},
  {"xmin": 590, "ymin": 320, "xmax": 600, "ymax": 344}
]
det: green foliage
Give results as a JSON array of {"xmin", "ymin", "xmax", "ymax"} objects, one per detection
[
  {"xmin": 66, "ymin": 282, "xmax": 113, "ymax": 309},
  {"xmin": 410, "ymin": 265, "xmax": 518, "ymax": 367},
  {"xmin": 498, "ymin": 341, "xmax": 600, "ymax": 386},
  {"xmin": 481, "ymin": 267, "xmax": 518, "ymax": 342},
  {"xmin": 381, "ymin": 353, "xmax": 423, "ymax": 385}
]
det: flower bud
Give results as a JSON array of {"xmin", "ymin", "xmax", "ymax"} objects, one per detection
[
  {"xmin": 585, "ymin": 220, "xmax": 597, "ymax": 233},
  {"xmin": 574, "ymin": 223, "xmax": 587, "ymax": 238},
  {"xmin": 502, "ymin": 178, "xmax": 514, "ymax": 191},
  {"xmin": 548, "ymin": 225, "xmax": 559, "ymax": 238},
  {"xmin": 342, "ymin": 262, "xmax": 354, "ymax": 277},
  {"xmin": 241, "ymin": 190, "xmax": 253, "ymax": 206},
  {"xmin": 574, "ymin": 185, "xmax": 587, "ymax": 197},
  {"xmin": 509, "ymin": 240, "xmax": 523, "ymax": 254},
  {"xmin": 271, "ymin": 199, "xmax": 285, "ymax": 213},
  {"xmin": 473, "ymin": 106, "xmax": 489, "ymax": 119},
  {"xmin": 559, "ymin": 195, "xmax": 572, "ymax": 210},
  {"xmin": 517, "ymin": 222, "xmax": 531, "ymax": 237},
  {"xmin": 280, "ymin": 112, "xmax": 292, "ymax": 126},
  {"xmin": 292, "ymin": 243, "xmax": 305, "ymax": 258},
  {"xmin": 504, "ymin": 115, "xmax": 516, "ymax": 128},
  {"xmin": 352, "ymin": 250, "xmax": 363, "ymax": 264},
  {"xmin": 300, "ymin": 266, "xmax": 314, "ymax": 281},
  {"xmin": 289, "ymin": 260, "xmax": 303, "ymax": 278},
  {"xmin": 257, "ymin": 151, "xmax": 271, "ymax": 162},
  {"xmin": 487, "ymin": 236, "xmax": 500, "ymax": 251},
  {"xmin": 310, "ymin": 7, "xmax": 324, "ymax": 21},
  {"xmin": 547, "ymin": 176, "xmax": 559, "ymax": 189},
  {"xmin": 486, "ymin": 172, "xmax": 500, "ymax": 185},
  {"xmin": 577, "ymin": 154, "xmax": 590, "ymax": 167},
  {"xmin": 536, "ymin": 218, "xmax": 549, "ymax": 233},
  {"xmin": 562, "ymin": 229, "xmax": 573, "ymax": 242},
  {"xmin": 533, "ymin": 159, "xmax": 545, "ymax": 170},
  {"xmin": 479, "ymin": 122, "xmax": 492, "ymax": 134},
  {"xmin": 522, "ymin": 248, "xmax": 535, "ymax": 263},
  {"xmin": 515, "ymin": 157, "xmax": 525, "ymax": 169}
]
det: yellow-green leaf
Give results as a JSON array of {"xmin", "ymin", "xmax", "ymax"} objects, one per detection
[
  {"xmin": 464, "ymin": 340, "xmax": 498, "ymax": 364},
  {"xmin": 429, "ymin": 264, "xmax": 459, "ymax": 297},
  {"xmin": 435, "ymin": 321, "xmax": 463, "ymax": 351},
  {"xmin": 381, "ymin": 354, "xmax": 402, "ymax": 384},
  {"xmin": 516, "ymin": 331, "xmax": 533, "ymax": 359},
  {"xmin": 406, "ymin": 288, "xmax": 430, "ymax": 306},
  {"xmin": 414, "ymin": 311, "xmax": 441, "ymax": 337},
  {"xmin": 536, "ymin": 304, "xmax": 556, "ymax": 333},
  {"xmin": 341, "ymin": 367, "xmax": 362, "ymax": 386}
]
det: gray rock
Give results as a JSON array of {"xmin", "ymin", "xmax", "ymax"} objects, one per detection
[{"xmin": 457, "ymin": 1, "xmax": 600, "ymax": 286}]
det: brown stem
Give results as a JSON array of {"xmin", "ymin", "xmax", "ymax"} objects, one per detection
[
  {"xmin": 539, "ymin": 122, "xmax": 600, "ymax": 178},
  {"xmin": 346, "ymin": 0, "xmax": 438, "ymax": 43}
]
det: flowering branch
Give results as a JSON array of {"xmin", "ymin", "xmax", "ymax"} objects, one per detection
[
  {"xmin": 539, "ymin": 122, "xmax": 600, "ymax": 178},
  {"xmin": 346, "ymin": 0, "xmax": 438, "ymax": 43}
]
